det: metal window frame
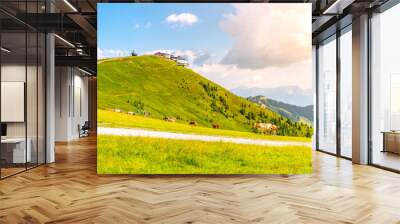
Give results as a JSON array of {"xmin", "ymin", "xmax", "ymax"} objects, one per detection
[
  {"xmin": 315, "ymin": 23, "xmax": 353, "ymax": 162},
  {"xmin": 316, "ymin": 0, "xmax": 400, "ymax": 172},
  {"xmin": 0, "ymin": 0, "xmax": 48, "ymax": 180},
  {"xmin": 367, "ymin": 1, "xmax": 400, "ymax": 173}
]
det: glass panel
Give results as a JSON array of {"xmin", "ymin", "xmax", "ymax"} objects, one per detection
[
  {"xmin": 318, "ymin": 36, "xmax": 337, "ymax": 154},
  {"xmin": 0, "ymin": 1, "xmax": 46, "ymax": 178},
  {"xmin": 340, "ymin": 28, "xmax": 352, "ymax": 158},
  {"xmin": 1, "ymin": 31, "xmax": 27, "ymax": 177},
  {"xmin": 27, "ymin": 31, "xmax": 38, "ymax": 169},
  {"xmin": 26, "ymin": 0, "xmax": 39, "ymax": 169},
  {"xmin": 371, "ymin": 3, "xmax": 400, "ymax": 171}
]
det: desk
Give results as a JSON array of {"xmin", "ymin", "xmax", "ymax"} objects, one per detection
[
  {"xmin": 1, "ymin": 138, "xmax": 31, "ymax": 163},
  {"xmin": 382, "ymin": 131, "xmax": 400, "ymax": 154}
]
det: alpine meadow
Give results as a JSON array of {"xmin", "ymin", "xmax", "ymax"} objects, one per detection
[{"xmin": 98, "ymin": 56, "xmax": 313, "ymax": 137}]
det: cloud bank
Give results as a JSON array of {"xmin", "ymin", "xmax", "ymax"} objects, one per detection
[
  {"xmin": 220, "ymin": 4, "xmax": 311, "ymax": 69},
  {"xmin": 189, "ymin": 4, "xmax": 312, "ymax": 91},
  {"xmin": 165, "ymin": 13, "xmax": 198, "ymax": 27},
  {"xmin": 192, "ymin": 59, "xmax": 312, "ymax": 90}
]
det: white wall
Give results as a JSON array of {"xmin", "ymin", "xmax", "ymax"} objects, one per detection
[
  {"xmin": 55, "ymin": 67, "xmax": 89, "ymax": 141},
  {"xmin": 55, "ymin": 66, "xmax": 70, "ymax": 141},
  {"xmin": 1, "ymin": 65, "xmax": 34, "ymax": 138}
]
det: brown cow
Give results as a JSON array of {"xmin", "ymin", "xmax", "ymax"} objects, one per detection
[
  {"xmin": 254, "ymin": 123, "xmax": 278, "ymax": 135},
  {"xmin": 212, "ymin": 124, "xmax": 220, "ymax": 129},
  {"xmin": 189, "ymin": 121, "xmax": 197, "ymax": 126},
  {"xmin": 163, "ymin": 117, "xmax": 176, "ymax": 122},
  {"xmin": 270, "ymin": 125, "xmax": 278, "ymax": 135}
]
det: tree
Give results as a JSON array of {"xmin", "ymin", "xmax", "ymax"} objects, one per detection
[{"xmin": 131, "ymin": 50, "xmax": 137, "ymax": 56}]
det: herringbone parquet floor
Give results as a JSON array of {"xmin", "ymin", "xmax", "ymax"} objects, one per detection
[{"xmin": 1, "ymin": 136, "xmax": 400, "ymax": 224}]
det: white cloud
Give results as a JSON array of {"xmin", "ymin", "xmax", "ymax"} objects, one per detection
[
  {"xmin": 220, "ymin": 4, "xmax": 311, "ymax": 69},
  {"xmin": 98, "ymin": 48, "xmax": 130, "ymax": 59},
  {"xmin": 192, "ymin": 59, "xmax": 312, "ymax": 91},
  {"xmin": 165, "ymin": 13, "xmax": 198, "ymax": 27},
  {"xmin": 141, "ymin": 48, "xmax": 312, "ymax": 90},
  {"xmin": 134, "ymin": 22, "xmax": 152, "ymax": 29}
]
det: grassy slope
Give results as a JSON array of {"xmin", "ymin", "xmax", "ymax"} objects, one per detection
[
  {"xmin": 98, "ymin": 56, "xmax": 312, "ymax": 137},
  {"xmin": 248, "ymin": 96, "xmax": 313, "ymax": 124},
  {"xmin": 97, "ymin": 135, "xmax": 312, "ymax": 174},
  {"xmin": 98, "ymin": 110, "xmax": 311, "ymax": 142}
]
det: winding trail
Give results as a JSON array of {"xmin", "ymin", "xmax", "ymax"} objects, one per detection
[{"xmin": 98, "ymin": 127, "xmax": 310, "ymax": 147}]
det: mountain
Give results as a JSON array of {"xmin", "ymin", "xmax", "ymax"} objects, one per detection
[
  {"xmin": 98, "ymin": 55, "xmax": 313, "ymax": 137},
  {"xmin": 247, "ymin": 96, "xmax": 313, "ymax": 124},
  {"xmin": 231, "ymin": 86, "xmax": 313, "ymax": 107}
]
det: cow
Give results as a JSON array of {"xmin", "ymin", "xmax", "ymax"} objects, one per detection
[
  {"xmin": 163, "ymin": 117, "xmax": 176, "ymax": 122},
  {"xmin": 254, "ymin": 123, "xmax": 278, "ymax": 135},
  {"xmin": 143, "ymin": 111, "xmax": 151, "ymax": 117},
  {"xmin": 127, "ymin": 111, "xmax": 135, "ymax": 116},
  {"xmin": 212, "ymin": 124, "xmax": 220, "ymax": 129},
  {"xmin": 189, "ymin": 121, "xmax": 197, "ymax": 126},
  {"xmin": 270, "ymin": 125, "xmax": 279, "ymax": 135}
]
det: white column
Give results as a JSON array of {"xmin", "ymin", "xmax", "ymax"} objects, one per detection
[
  {"xmin": 352, "ymin": 14, "xmax": 369, "ymax": 164},
  {"xmin": 46, "ymin": 33, "xmax": 55, "ymax": 163}
]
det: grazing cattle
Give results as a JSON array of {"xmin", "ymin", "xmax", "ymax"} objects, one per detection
[
  {"xmin": 189, "ymin": 121, "xmax": 197, "ymax": 126},
  {"xmin": 127, "ymin": 111, "xmax": 135, "ymax": 115},
  {"xmin": 114, "ymin": 109, "xmax": 121, "ymax": 113},
  {"xmin": 143, "ymin": 111, "xmax": 151, "ymax": 117},
  {"xmin": 163, "ymin": 117, "xmax": 176, "ymax": 122},
  {"xmin": 212, "ymin": 124, "xmax": 220, "ymax": 129},
  {"xmin": 254, "ymin": 123, "xmax": 278, "ymax": 135},
  {"xmin": 270, "ymin": 125, "xmax": 279, "ymax": 135}
]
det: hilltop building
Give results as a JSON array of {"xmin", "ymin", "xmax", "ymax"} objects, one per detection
[{"xmin": 154, "ymin": 52, "xmax": 189, "ymax": 67}]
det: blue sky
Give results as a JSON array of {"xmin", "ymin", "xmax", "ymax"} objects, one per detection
[
  {"xmin": 98, "ymin": 4, "xmax": 312, "ymax": 103},
  {"xmin": 98, "ymin": 3, "xmax": 233, "ymax": 60}
]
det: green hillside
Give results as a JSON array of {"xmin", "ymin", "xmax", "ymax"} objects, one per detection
[
  {"xmin": 98, "ymin": 55, "xmax": 313, "ymax": 137},
  {"xmin": 248, "ymin": 96, "xmax": 313, "ymax": 124}
]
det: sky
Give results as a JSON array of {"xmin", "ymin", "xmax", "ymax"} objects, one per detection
[{"xmin": 98, "ymin": 3, "xmax": 312, "ymax": 93}]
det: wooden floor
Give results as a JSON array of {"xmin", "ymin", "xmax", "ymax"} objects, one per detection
[
  {"xmin": 372, "ymin": 151, "xmax": 400, "ymax": 171},
  {"xmin": 1, "ymin": 136, "xmax": 400, "ymax": 223}
]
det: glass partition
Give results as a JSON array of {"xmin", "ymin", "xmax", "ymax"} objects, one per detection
[
  {"xmin": 370, "ymin": 3, "xmax": 400, "ymax": 171},
  {"xmin": 317, "ymin": 35, "xmax": 337, "ymax": 154},
  {"xmin": 27, "ymin": 31, "xmax": 38, "ymax": 169},
  {"xmin": 0, "ymin": 2, "xmax": 46, "ymax": 179},
  {"xmin": 339, "ymin": 27, "xmax": 352, "ymax": 158},
  {"xmin": 0, "ymin": 31, "xmax": 28, "ymax": 177}
]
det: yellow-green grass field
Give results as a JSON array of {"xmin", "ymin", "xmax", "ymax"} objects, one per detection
[
  {"xmin": 97, "ymin": 135, "xmax": 312, "ymax": 174},
  {"xmin": 98, "ymin": 110, "xmax": 312, "ymax": 143}
]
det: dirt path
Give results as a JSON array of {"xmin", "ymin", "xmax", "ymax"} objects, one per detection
[{"xmin": 98, "ymin": 127, "xmax": 310, "ymax": 147}]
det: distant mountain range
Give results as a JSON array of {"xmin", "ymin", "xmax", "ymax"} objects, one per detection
[
  {"xmin": 247, "ymin": 95, "xmax": 313, "ymax": 124},
  {"xmin": 232, "ymin": 86, "xmax": 313, "ymax": 107}
]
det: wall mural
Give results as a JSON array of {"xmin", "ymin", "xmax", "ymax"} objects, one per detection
[{"xmin": 97, "ymin": 3, "xmax": 313, "ymax": 174}]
